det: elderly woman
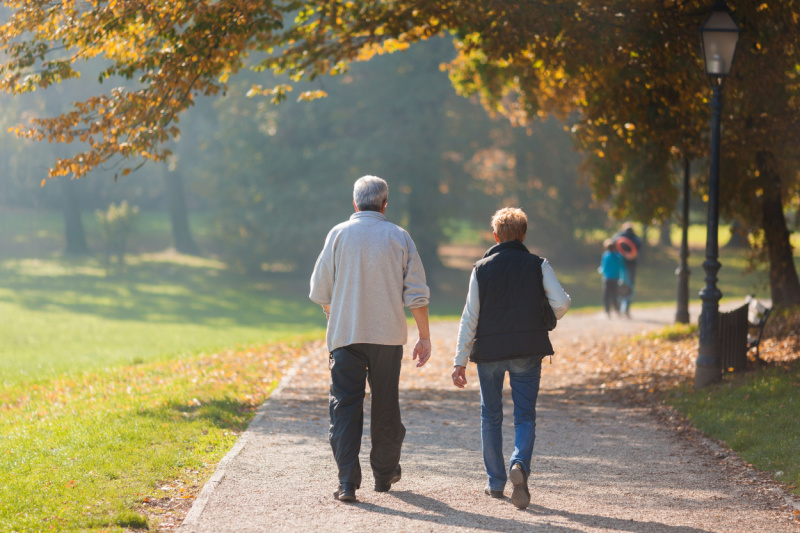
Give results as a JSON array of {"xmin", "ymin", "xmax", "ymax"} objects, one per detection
[{"xmin": 451, "ymin": 207, "xmax": 571, "ymax": 509}]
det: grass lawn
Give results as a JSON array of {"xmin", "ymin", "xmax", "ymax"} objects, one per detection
[
  {"xmin": 0, "ymin": 208, "xmax": 216, "ymax": 259},
  {"xmin": 0, "ymin": 254, "xmax": 324, "ymax": 387},
  {"xmin": 667, "ymin": 358, "xmax": 800, "ymax": 494},
  {"xmin": 0, "ymin": 343, "xmax": 303, "ymax": 531},
  {"xmin": 0, "ymin": 249, "xmax": 327, "ymax": 530}
]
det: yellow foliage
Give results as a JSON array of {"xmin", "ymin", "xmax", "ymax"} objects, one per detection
[
  {"xmin": 356, "ymin": 39, "xmax": 410, "ymax": 62},
  {"xmin": 3, "ymin": 0, "xmax": 800, "ymax": 199},
  {"xmin": 297, "ymin": 90, "xmax": 328, "ymax": 102}
]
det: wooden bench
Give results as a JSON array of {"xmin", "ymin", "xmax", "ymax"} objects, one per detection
[
  {"xmin": 718, "ymin": 296, "xmax": 771, "ymax": 373},
  {"xmin": 719, "ymin": 303, "xmax": 748, "ymax": 373}
]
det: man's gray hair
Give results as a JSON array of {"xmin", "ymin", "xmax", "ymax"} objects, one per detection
[{"xmin": 353, "ymin": 175, "xmax": 389, "ymax": 212}]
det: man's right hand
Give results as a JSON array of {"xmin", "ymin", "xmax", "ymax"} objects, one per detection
[
  {"xmin": 451, "ymin": 365, "xmax": 467, "ymax": 388},
  {"xmin": 413, "ymin": 338, "xmax": 431, "ymax": 367}
]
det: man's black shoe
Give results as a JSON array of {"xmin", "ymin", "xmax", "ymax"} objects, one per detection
[
  {"xmin": 484, "ymin": 486, "xmax": 504, "ymax": 498},
  {"xmin": 374, "ymin": 465, "xmax": 402, "ymax": 492},
  {"xmin": 333, "ymin": 482, "xmax": 357, "ymax": 502},
  {"xmin": 509, "ymin": 463, "xmax": 530, "ymax": 509}
]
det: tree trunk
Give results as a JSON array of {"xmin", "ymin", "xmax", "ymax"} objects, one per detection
[
  {"xmin": 658, "ymin": 220, "xmax": 672, "ymax": 247},
  {"xmin": 164, "ymin": 172, "xmax": 201, "ymax": 255},
  {"xmin": 756, "ymin": 151, "xmax": 800, "ymax": 309},
  {"xmin": 61, "ymin": 178, "xmax": 89, "ymax": 255},
  {"xmin": 725, "ymin": 220, "xmax": 748, "ymax": 249},
  {"xmin": 641, "ymin": 224, "xmax": 648, "ymax": 257},
  {"xmin": 407, "ymin": 181, "xmax": 443, "ymax": 276}
]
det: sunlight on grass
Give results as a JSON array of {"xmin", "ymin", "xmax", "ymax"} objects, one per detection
[
  {"xmin": 135, "ymin": 250, "xmax": 227, "ymax": 270},
  {"xmin": 668, "ymin": 359, "xmax": 800, "ymax": 495},
  {"xmin": 3, "ymin": 258, "xmax": 108, "ymax": 278},
  {"xmin": 0, "ymin": 342, "xmax": 308, "ymax": 531},
  {"xmin": 575, "ymin": 223, "xmax": 734, "ymax": 249},
  {"xmin": 639, "ymin": 322, "xmax": 698, "ymax": 342},
  {"xmin": 0, "ymin": 256, "xmax": 325, "ymax": 386}
]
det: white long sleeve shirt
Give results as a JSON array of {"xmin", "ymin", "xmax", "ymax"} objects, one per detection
[
  {"xmin": 454, "ymin": 259, "xmax": 571, "ymax": 367},
  {"xmin": 310, "ymin": 211, "xmax": 430, "ymax": 352}
]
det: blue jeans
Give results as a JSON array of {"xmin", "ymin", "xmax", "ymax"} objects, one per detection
[{"xmin": 476, "ymin": 356, "xmax": 544, "ymax": 491}]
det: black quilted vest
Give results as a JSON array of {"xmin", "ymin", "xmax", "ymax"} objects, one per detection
[{"xmin": 468, "ymin": 240, "xmax": 554, "ymax": 363}]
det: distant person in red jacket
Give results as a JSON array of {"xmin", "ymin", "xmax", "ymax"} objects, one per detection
[{"xmin": 613, "ymin": 222, "xmax": 642, "ymax": 318}]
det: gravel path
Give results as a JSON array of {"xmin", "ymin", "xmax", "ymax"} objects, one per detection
[{"xmin": 181, "ymin": 307, "xmax": 800, "ymax": 532}]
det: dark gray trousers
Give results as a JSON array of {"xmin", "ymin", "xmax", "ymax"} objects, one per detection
[
  {"xmin": 603, "ymin": 278, "xmax": 620, "ymax": 314},
  {"xmin": 329, "ymin": 343, "xmax": 405, "ymax": 488}
]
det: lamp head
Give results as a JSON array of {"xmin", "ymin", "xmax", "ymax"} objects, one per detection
[{"xmin": 700, "ymin": 0, "xmax": 741, "ymax": 86}]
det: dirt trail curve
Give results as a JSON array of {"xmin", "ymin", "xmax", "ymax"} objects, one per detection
[{"xmin": 181, "ymin": 307, "xmax": 800, "ymax": 532}]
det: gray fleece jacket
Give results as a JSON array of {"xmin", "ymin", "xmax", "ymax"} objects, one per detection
[{"xmin": 309, "ymin": 210, "xmax": 430, "ymax": 352}]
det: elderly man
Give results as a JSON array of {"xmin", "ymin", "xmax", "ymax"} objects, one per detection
[
  {"xmin": 452, "ymin": 207, "xmax": 570, "ymax": 509},
  {"xmin": 310, "ymin": 175, "xmax": 432, "ymax": 503}
]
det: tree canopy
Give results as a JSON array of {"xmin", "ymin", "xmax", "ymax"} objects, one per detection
[
  {"xmin": 187, "ymin": 37, "xmax": 601, "ymax": 273},
  {"xmin": 2, "ymin": 0, "xmax": 799, "ymax": 304}
]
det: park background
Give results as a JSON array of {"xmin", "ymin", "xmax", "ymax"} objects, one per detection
[{"xmin": 1, "ymin": 24, "xmax": 799, "ymax": 533}]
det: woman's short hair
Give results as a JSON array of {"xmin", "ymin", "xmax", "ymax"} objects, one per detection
[
  {"xmin": 491, "ymin": 207, "xmax": 527, "ymax": 243},
  {"xmin": 353, "ymin": 175, "xmax": 389, "ymax": 212}
]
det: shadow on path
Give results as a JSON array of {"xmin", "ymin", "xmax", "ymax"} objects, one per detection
[{"xmin": 353, "ymin": 491, "xmax": 713, "ymax": 533}]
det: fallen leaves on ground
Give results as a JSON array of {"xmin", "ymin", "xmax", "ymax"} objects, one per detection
[{"xmin": 549, "ymin": 310, "xmax": 800, "ymax": 406}]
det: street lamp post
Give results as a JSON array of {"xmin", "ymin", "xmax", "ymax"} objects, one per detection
[
  {"xmin": 694, "ymin": 0, "xmax": 741, "ymax": 389},
  {"xmin": 675, "ymin": 156, "xmax": 691, "ymax": 325}
]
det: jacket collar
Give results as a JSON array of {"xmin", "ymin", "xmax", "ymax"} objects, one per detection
[
  {"xmin": 483, "ymin": 239, "xmax": 529, "ymax": 259},
  {"xmin": 350, "ymin": 210, "xmax": 386, "ymax": 222}
]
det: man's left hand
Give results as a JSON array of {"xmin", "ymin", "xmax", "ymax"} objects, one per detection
[{"xmin": 413, "ymin": 338, "xmax": 431, "ymax": 367}]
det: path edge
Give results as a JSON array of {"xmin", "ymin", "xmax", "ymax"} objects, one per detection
[{"xmin": 179, "ymin": 347, "xmax": 323, "ymax": 530}]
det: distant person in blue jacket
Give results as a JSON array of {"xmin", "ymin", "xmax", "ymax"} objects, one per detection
[
  {"xmin": 613, "ymin": 222, "xmax": 642, "ymax": 317},
  {"xmin": 599, "ymin": 239, "xmax": 626, "ymax": 318}
]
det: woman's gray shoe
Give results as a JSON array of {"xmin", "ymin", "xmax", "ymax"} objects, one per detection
[{"xmin": 509, "ymin": 464, "xmax": 530, "ymax": 509}]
